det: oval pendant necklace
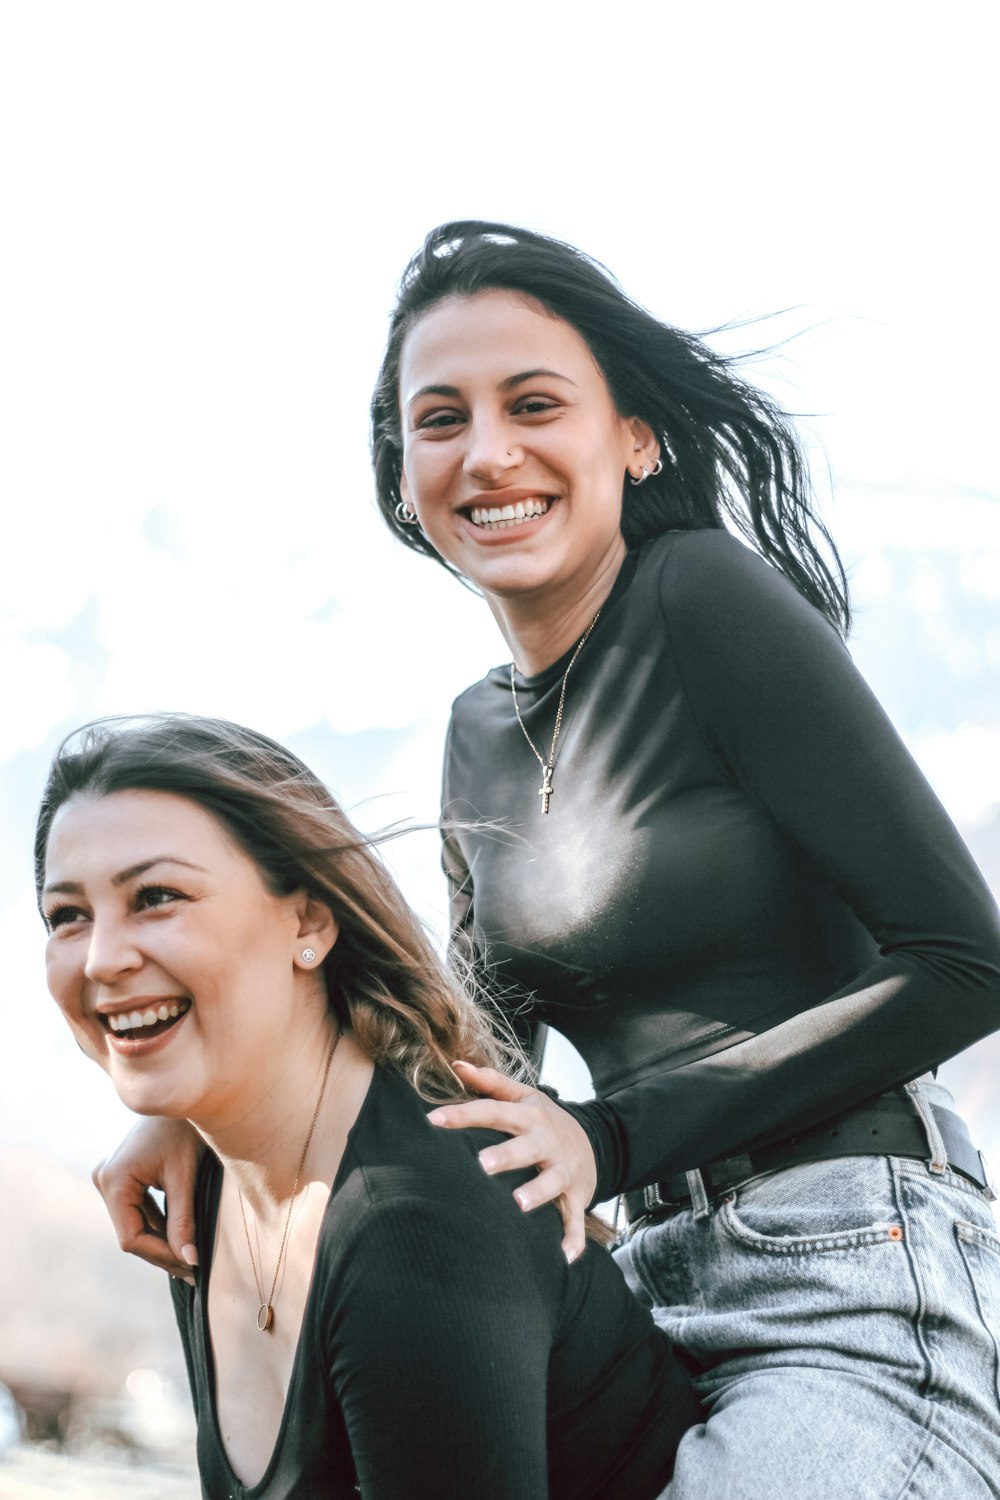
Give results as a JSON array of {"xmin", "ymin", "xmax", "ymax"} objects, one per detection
[{"xmin": 236, "ymin": 1031, "xmax": 339, "ymax": 1332}]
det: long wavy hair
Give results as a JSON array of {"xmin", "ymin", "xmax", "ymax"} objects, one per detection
[
  {"xmin": 34, "ymin": 713, "xmax": 524, "ymax": 1103},
  {"xmin": 371, "ymin": 219, "xmax": 850, "ymax": 633}
]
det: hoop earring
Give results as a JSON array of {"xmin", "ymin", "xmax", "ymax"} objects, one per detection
[
  {"xmin": 650, "ymin": 457, "xmax": 663, "ymax": 477},
  {"xmin": 395, "ymin": 500, "xmax": 419, "ymax": 525},
  {"xmin": 628, "ymin": 467, "xmax": 649, "ymax": 487}
]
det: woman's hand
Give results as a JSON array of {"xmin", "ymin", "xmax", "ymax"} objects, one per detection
[
  {"xmin": 428, "ymin": 1062, "xmax": 597, "ymax": 1264},
  {"xmin": 92, "ymin": 1116, "xmax": 205, "ymax": 1282}
]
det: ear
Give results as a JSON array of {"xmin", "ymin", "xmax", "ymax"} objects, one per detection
[
  {"xmin": 625, "ymin": 416, "xmax": 660, "ymax": 479},
  {"xmin": 399, "ymin": 469, "xmax": 412, "ymax": 505},
  {"xmin": 293, "ymin": 896, "xmax": 339, "ymax": 970}
]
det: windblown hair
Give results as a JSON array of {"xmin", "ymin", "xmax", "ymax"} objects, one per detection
[
  {"xmin": 34, "ymin": 714, "xmax": 525, "ymax": 1103},
  {"xmin": 371, "ymin": 219, "xmax": 850, "ymax": 633}
]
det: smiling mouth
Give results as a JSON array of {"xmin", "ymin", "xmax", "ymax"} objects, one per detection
[
  {"xmin": 102, "ymin": 999, "xmax": 191, "ymax": 1042},
  {"xmin": 464, "ymin": 497, "xmax": 552, "ymax": 530}
]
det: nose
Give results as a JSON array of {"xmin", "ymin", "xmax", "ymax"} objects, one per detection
[
  {"xmin": 462, "ymin": 414, "xmax": 523, "ymax": 483},
  {"xmin": 84, "ymin": 914, "xmax": 143, "ymax": 987}
]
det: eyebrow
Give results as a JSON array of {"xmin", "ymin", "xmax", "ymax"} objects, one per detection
[
  {"xmin": 42, "ymin": 856, "xmax": 208, "ymax": 897},
  {"xmin": 407, "ymin": 368, "xmax": 578, "ymax": 407}
]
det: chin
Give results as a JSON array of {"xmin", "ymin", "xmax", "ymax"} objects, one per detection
[{"xmin": 109, "ymin": 1073, "xmax": 196, "ymax": 1122}]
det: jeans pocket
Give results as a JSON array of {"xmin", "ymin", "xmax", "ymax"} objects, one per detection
[
  {"xmin": 717, "ymin": 1158, "xmax": 904, "ymax": 1255},
  {"xmin": 956, "ymin": 1218, "xmax": 1000, "ymax": 1407}
]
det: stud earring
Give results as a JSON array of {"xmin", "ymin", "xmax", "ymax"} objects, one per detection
[{"xmin": 301, "ymin": 948, "xmax": 316, "ymax": 963}]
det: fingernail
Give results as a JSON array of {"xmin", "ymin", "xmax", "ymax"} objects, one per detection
[
  {"xmin": 515, "ymin": 1189, "xmax": 531, "ymax": 1210},
  {"xmin": 479, "ymin": 1152, "xmax": 496, "ymax": 1174},
  {"xmin": 564, "ymin": 1245, "xmax": 582, "ymax": 1265},
  {"xmin": 181, "ymin": 1243, "xmax": 199, "ymax": 1267},
  {"xmin": 427, "ymin": 1109, "xmax": 449, "ymax": 1125},
  {"xmin": 451, "ymin": 1059, "xmax": 474, "ymax": 1070}
]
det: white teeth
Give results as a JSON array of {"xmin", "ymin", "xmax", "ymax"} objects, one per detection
[
  {"xmin": 107, "ymin": 1000, "xmax": 188, "ymax": 1033},
  {"xmin": 468, "ymin": 498, "xmax": 550, "ymax": 529}
]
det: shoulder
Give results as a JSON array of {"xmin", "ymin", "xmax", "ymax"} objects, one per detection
[
  {"xmin": 343, "ymin": 1068, "xmax": 543, "ymax": 1235},
  {"xmin": 636, "ymin": 528, "xmax": 843, "ymax": 659},
  {"xmin": 325, "ymin": 1071, "xmax": 562, "ymax": 1316},
  {"xmin": 448, "ymin": 668, "xmax": 505, "ymax": 732},
  {"xmin": 641, "ymin": 527, "xmax": 817, "ymax": 614}
]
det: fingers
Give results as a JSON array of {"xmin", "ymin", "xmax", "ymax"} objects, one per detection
[
  {"xmin": 427, "ymin": 1097, "xmax": 544, "ymax": 1134},
  {"xmin": 91, "ymin": 1118, "xmax": 204, "ymax": 1279},
  {"xmin": 512, "ymin": 1163, "xmax": 577, "ymax": 1215},
  {"xmin": 155, "ymin": 1157, "xmax": 200, "ymax": 1269},
  {"xmin": 451, "ymin": 1060, "xmax": 536, "ymax": 1102},
  {"xmin": 92, "ymin": 1162, "xmax": 194, "ymax": 1281},
  {"xmin": 559, "ymin": 1201, "xmax": 588, "ymax": 1266},
  {"xmin": 478, "ymin": 1132, "xmax": 557, "ymax": 1177},
  {"xmin": 511, "ymin": 1163, "xmax": 587, "ymax": 1266}
]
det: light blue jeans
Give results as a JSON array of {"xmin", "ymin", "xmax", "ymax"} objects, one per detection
[{"xmin": 614, "ymin": 1082, "xmax": 1000, "ymax": 1498}]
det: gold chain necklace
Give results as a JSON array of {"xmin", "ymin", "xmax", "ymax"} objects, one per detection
[
  {"xmin": 237, "ymin": 1031, "xmax": 339, "ymax": 1332},
  {"xmin": 509, "ymin": 609, "xmax": 601, "ymax": 814}
]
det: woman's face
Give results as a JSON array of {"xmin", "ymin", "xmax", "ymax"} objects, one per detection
[
  {"xmin": 42, "ymin": 789, "xmax": 331, "ymax": 1127},
  {"xmin": 399, "ymin": 290, "xmax": 654, "ymax": 603}
]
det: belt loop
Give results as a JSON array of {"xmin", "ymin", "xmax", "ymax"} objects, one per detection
[
  {"xmin": 685, "ymin": 1168, "xmax": 711, "ymax": 1220},
  {"xmin": 905, "ymin": 1081, "xmax": 948, "ymax": 1173}
]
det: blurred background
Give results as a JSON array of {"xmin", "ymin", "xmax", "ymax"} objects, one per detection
[{"xmin": 1, "ymin": 3, "xmax": 997, "ymax": 1494}]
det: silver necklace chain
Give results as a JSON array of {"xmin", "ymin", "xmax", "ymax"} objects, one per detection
[{"xmin": 510, "ymin": 609, "xmax": 601, "ymax": 814}]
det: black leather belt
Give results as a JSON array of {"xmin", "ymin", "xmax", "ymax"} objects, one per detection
[{"xmin": 623, "ymin": 1092, "xmax": 995, "ymax": 1226}]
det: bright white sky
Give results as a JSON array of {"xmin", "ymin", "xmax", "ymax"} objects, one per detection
[{"xmin": 1, "ymin": 3, "xmax": 998, "ymax": 1172}]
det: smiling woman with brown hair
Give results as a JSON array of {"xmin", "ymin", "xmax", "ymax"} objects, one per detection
[{"xmin": 37, "ymin": 713, "xmax": 698, "ymax": 1499}]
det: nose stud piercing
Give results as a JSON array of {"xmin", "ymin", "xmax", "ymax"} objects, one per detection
[{"xmin": 301, "ymin": 948, "xmax": 316, "ymax": 963}]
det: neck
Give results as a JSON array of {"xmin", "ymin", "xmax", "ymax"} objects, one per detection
[
  {"xmin": 487, "ymin": 537, "xmax": 627, "ymax": 675},
  {"xmin": 196, "ymin": 1028, "xmax": 372, "ymax": 1220}
]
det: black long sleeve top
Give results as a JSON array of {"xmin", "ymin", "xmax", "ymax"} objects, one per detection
[
  {"xmin": 170, "ymin": 1065, "xmax": 698, "ymax": 1499},
  {"xmin": 441, "ymin": 529, "xmax": 1000, "ymax": 1203}
]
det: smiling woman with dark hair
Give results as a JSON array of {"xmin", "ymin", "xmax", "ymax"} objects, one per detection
[
  {"xmin": 94, "ymin": 223, "xmax": 1000, "ymax": 1495},
  {"xmin": 37, "ymin": 714, "xmax": 699, "ymax": 1499}
]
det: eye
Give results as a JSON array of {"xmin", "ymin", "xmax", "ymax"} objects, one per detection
[
  {"xmin": 45, "ymin": 903, "xmax": 88, "ymax": 932},
  {"xmin": 135, "ymin": 884, "xmax": 186, "ymax": 912},
  {"xmin": 513, "ymin": 397, "xmax": 559, "ymax": 416},
  {"xmin": 415, "ymin": 408, "xmax": 464, "ymax": 431}
]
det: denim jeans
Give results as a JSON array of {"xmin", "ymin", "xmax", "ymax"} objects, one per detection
[{"xmin": 614, "ymin": 1082, "xmax": 1000, "ymax": 1498}]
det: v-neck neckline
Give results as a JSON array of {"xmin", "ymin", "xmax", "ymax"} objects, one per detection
[{"xmin": 196, "ymin": 1066, "xmax": 380, "ymax": 1495}]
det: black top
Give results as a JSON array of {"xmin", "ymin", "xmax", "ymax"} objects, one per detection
[
  {"xmin": 171, "ymin": 1065, "xmax": 698, "ymax": 1499},
  {"xmin": 441, "ymin": 530, "xmax": 1000, "ymax": 1202}
]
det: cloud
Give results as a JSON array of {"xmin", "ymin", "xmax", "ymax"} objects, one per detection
[{"xmin": 910, "ymin": 724, "xmax": 1000, "ymax": 831}]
